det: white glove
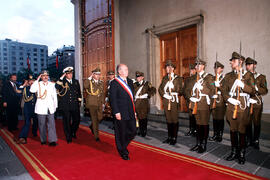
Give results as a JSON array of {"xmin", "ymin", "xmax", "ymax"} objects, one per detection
[
  {"xmin": 190, "ymin": 97, "xmax": 199, "ymax": 103},
  {"xmin": 168, "ymin": 81, "xmax": 174, "ymax": 89},
  {"xmin": 163, "ymin": 94, "xmax": 172, "ymax": 100},
  {"xmin": 212, "ymin": 94, "xmax": 218, "ymax": 99},
  {"xmin": 215, "ymin": 81, "xmax": 220, "ymax": 87},
  {"xmin": 228, "ymin": 98, "xmax": 240, "ymax": 106},
  {"xmin": 235, "ymin": 79, "xmax": 244, "ymax": 88},
  {"xmin": 249, "ymin": 98, "xmax": 257, "ymax": 104},
  {"xmin": 195, "ymin": 82, "xmax": 203, "ymax": 90},
  {"xmin": 255, "ymin": 85, "xmax": 258, "ymax": 91}
]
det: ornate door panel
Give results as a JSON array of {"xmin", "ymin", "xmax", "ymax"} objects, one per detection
[
  {"xmin": 82, "ymin": 0, "xmax": 114, "ymax": 84},
  {"xmin": 159, "ymin": 25, "xmax": 197, "ymax": 112}
]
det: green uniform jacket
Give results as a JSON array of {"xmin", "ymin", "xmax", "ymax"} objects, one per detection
[
  {"xmin": 84, "ymin": 79, "xmax": 104, "ymax": 109},
  {"xmin": 250, "ymin": 73, "xmax": 268, "ymax": 109},
  {"xmin": 211, "ymin": 74, "xmax": 226, "ymax": 120},
  {"xmin": 190, "ymin": 72, "xmax": 215, "ymax": 111},
  {"xmin": 158, "ymin": 74, "xmax": 183, "ymax": 109},
  {"xmin": 134, "ymin": 81, "xmax": 156, "ymax": 119},
  {"xmin": 183, "ymin": 74, "xmax": 197, "ymax": 107},
  {"xmin": 220, "ymin": 70, "xmax": 255, "ymax": 112}
]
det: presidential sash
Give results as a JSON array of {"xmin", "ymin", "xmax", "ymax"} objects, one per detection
[{"xmin": 115, "ymin": 77, "xmax": 136, "ymax": 113}]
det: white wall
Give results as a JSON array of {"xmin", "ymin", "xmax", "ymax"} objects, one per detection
[{"xmin": 118, "ymin": 0, "xmax": 270, "ymax": 113}]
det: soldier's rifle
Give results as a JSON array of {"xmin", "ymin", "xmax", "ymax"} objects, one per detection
[
  {"xmin": 250, "ymin": 50, "xmax": 256, "ymax": 115},
  {"xmin": 212, "ymin": 52, "xmax": 218, "ymax": 109},
  {"xmin": 168, "ymin": 69, "xmax": 172, "ymax": 111},
  {"xmin": 232, "ymin": 42, "xmax": 242, "ymax": 120},
  {"xmin": 192, "ymin": 71, "xmax": 199, "ymax": 115}
]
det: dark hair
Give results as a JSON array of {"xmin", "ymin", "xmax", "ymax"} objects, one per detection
[{"xmin": 9, "ymin": 73, "xmax": 17, "ymax": 79}]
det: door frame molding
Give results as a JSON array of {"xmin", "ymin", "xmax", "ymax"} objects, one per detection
[{"xmin": 146, "ymin": 14, "xmax": 204, "ymax": 113}]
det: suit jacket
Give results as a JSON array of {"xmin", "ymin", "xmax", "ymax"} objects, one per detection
[
  {"xmin": 1, "ymin": 81, "xmax": 20, "ymax": 108},
  {"xmin": 55, "ymin": 78, "xmax": 82, "ymax": 111},
  {"xmin": 109, "ymin": 77, "xmax": 135, "ymax": 121}
]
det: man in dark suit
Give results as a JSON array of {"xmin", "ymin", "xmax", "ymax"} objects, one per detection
[
  {"xmin": 2, "ymin": 74, "xmax": 21, "ymax": 131},
  {"xmin": 55, "ymin": 67, "xmax": 82, "ymax": 143},
  {"xmin": 109, "ymin": 64, "xmax": 136, "ymax": 160}
]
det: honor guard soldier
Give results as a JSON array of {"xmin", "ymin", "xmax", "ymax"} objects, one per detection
[
  {"xmin": 220, "ymin": 52, "xmax": 255, "ymax": 164},
  {"xmin": 103, "ymin": 70, "xmax": 115, "ymax": 128},
  {"xmin": 158, "ymin": 60, "xmax": 183, "ymax": 145},
  {"xmin": 15, "ymin": 75, "xmax": 38, "ymax": 144},
  {"xmin": 245, "ymin": 57, "xmax": 268, "ymax": 150},
  {"xmin": 189, "ymin": 59, "xmax": 215, "ymax": 153},
  {"xmin": 183, "ymin": 64, "xmax": 197, "ymax": 136},
  {"xmin": 84, "ymin": 67, "xmax": 104, "ymax": 142},
  {"xmin": 55, "ymin": 67, "xmax": 82, "ymax": 143},
  {"xmin": 134, "ymin": 71, "xmax": 156, "ymax": 137},
  {"xmin": 209, "ymin": 61, "xmax": 226, "ymax": 142}
]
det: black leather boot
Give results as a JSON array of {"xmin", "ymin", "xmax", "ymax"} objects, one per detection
[
  {"xmin": 198, "ymin": 125, "xmax": 208, "ymax": 153},
  {"xmin": 225, "ymin": 131, "xmax": 239, "ymax": 161},
  {"xmin": 245, "ymin": 124, "xmax": 253, "ymax": 147},
  {"xmin": 190, "ymin": 125, "xmax": 200, "ymax": 151},
  {"xmin": 253, "ymin": 125, "xmax": 261, "ymax": 150},
  {"xmin": 216, "ymin": 120, "xmax": 224, "ymax": 142},
  {"xmin": 238, "ymin": 133, "xmax": 246, "ymax": 164},
  {"xmin": 170, "ymin": 122, "xmax": 179, "ymax": 145},
  {"xmin": 163, "ymin": 123, "xmax": 172, "ymax": 143},
  {"xmin": 141, "ymin": 118, "xmax": 148, "ymax": 137},
  {"xmin": 209, "ymin": 119, "xmax": 218, "ymax": 141}
]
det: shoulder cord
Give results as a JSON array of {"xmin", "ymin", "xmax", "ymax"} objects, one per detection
[
  {"xmin": 86, "ymin": 80, "xmax": 100, "ymax": 95},
  {"xmin": 57, "ymin": 82, "xmax": 69, "ymax": 97},
  {"xmin": 23, "ymin": 87, "xmax": 34, "ymax": 102},
  {"xmin": 37, "ymin": 82, "xmax": 47, "ymax": 99}
]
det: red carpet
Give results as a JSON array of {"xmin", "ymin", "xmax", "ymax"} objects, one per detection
[{"xmin": 0, "ymin": 119, "xmax": 265, "ymax": 180}]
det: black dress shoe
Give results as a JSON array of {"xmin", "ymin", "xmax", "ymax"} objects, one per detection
[
  {"xmin": 190, "ymin": 144, "xmax": 199, "ymax": 151},
  {"xmin": 33, "ymin": 134, "xmax": 37, "ymax": 137},
  {"xmin": 67, "ymin": 139, "xmax": 72, "ymax": 144},
  {"xmin": 41, "ymin": 141, "xmax": 46, "ymax": 145},
  {"xmin": 49, "ymin": 142, "xmax": 57, "ymax": 146},
  {"xmin": 95, "ymin": 138, "xmax": 100, "ymax": 142},
  {"xmin": 121, "ymin": 155, "xmax": 130, "ymax": 160},
  {"xmin": 89, "ymin": 125, "xmax": 94, "ymax": 135},
  {"xmin": 72, "ymin": 133, "xmax": 77, "ymax": 139}
]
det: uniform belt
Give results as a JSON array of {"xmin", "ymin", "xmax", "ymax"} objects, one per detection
[
  {"xmin": 229, "ymin": 92, "xmax": 248, "ymax": 97},
  {"xmin": 217, "ymin": 91, "xmax": 221, "ymax": 95},
  {"xmin": 200, "ymin": 93, "xmax": 210, "ymax": 105},
  {"xmin": 135, "ymin": 94, "xmax": 148, "ymax": 100},
  {"xmin": 171, "ymin": 92, "xmax": 179, "ymax": 103}
]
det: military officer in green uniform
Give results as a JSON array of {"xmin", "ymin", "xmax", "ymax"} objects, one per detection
[
  {"xmin": 183, "ymin": 64, "xmax": 197, "ymax": 136},
  {"xmin": 158, "ymin": 60, "xmax": 183, "ymax": 145},
  {"xmin": 209, "ymin": 61, "xmax": 226, "ymax": 142},
  {"xmin": 84, "ymin": 67, "xmax": 104, "ymax": 141},
  {"xmin": 134, "ymin": 71, "xmax": 156, "ymax": 137},
  {"xmin": 220, "ymin": 52, "xmax": 255, "ymax": 164},
  {"xmin": 245, "ymin": 57, "xmax": 268, "ymax": 150},
  {"xmin": 189, "ymin": 59, "xmax": 215, "ymax": 153}
]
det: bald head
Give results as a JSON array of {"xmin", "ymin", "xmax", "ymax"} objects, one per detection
[{"xmin": 117, "ymin": 64, "xmax": 129, "ymax": 79}]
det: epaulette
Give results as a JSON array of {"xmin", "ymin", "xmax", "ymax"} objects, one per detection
[{"xmin": 56, "ymin": 81, "xmax": 63, "ymax": 85}]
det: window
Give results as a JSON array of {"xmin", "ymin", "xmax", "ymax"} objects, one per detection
[
  {"xmin": 20, "ymin": 62, "xmax": 24, "ymax": 66},
  {"xmin": 34, "ymin": 68, "xmax": 38, "ymax": 71},
  {"xmin": 20, "ymin": 52, "xmax": 23, "ymax": 56},
  {"xmin": 12, "ymin": 57, "xmax": 16, "ymax": 60},
  {"xmin": 3, "ymin": 53, "xmax": 7, "ymax": 56},
  {"xmin": 3, "ymin": 48, "xmax": 7, "ymax": 51},
  {"xmin": 34, "ymin": 63, "xmax": 37, "ymax": 66},
  {"xmin": 19, "ymin": 46, "xmax": 23, "ymax": 50},
  {"xmin": 4, "ymin": 67, "xmax": 8, "ymax": 70},
  {"xmin": 40, "ymin": 49, "xmax": 44, "ymax": 53},
  {"xmin": 34, "ymin": 58, "xmax": 37, "ymax": 61},
  {"xmin": 11, "ymin": 46, "xmax": 16, "ymax": 49},
  {"xmin": 33, "ymin": 48, "xmax": 37, "ymax": 52},
  {"xmin": 12, "ymin": 51, "xmax": 16, "ymax": 55},
  {"xmin": 3, "ymin": 43, "xmax": 7, "ymax": 47},
  {"xmin": 12, "ymin": 67, "xmax": 16, "ymax": 71},
  {"xmin": 20, "ymin": 57, "xmax": 24, "ymax": 60},
  {"xmin": 4, "ymin": 57, "xmax": 7, "ymax": 60},
  {"xmin": 12, "ymin": 62, "xmax": 16, "ymax": 65}
]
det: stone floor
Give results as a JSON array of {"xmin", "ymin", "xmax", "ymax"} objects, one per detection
[{"xmin": 1, "ymin": 114, "xmax": 270, "ymax": 179}]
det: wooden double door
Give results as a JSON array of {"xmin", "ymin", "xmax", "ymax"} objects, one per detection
[
  {"xmin": 160, "ymin": 25, "xmax": 197, "ymax": 112},
  {"xmin": 81, "ymin": 0, "xmax": 114, "ymax": 83}
]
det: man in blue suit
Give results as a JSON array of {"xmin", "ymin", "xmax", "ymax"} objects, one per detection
[{"xmin": 109, "ymin": 64, "xmax": 136, "ymax": 160}]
